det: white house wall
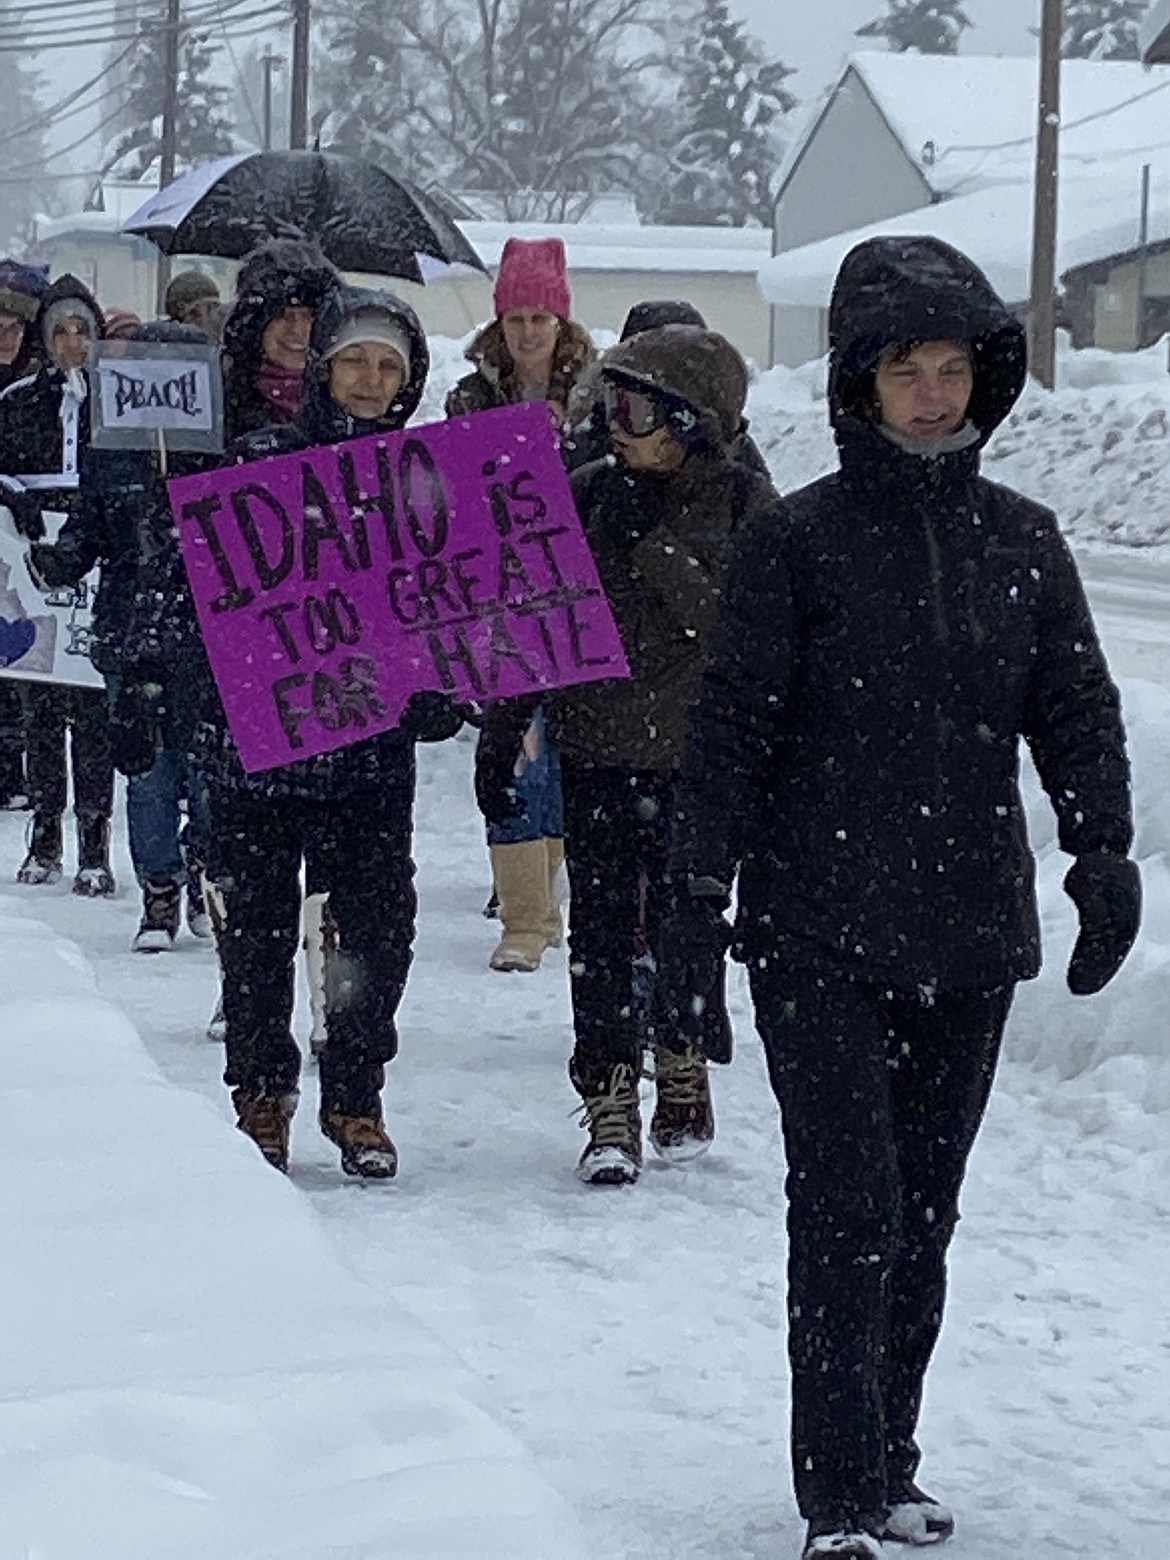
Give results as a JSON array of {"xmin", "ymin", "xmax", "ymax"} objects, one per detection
[{"xmin": 36, "ymin": 237, "xmax": 772, "ymax": 365}]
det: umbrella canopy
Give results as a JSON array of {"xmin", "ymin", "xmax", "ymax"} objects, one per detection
[{"xmin": 123, "ymin": 151, "xmax": 488, "ymax": 284}]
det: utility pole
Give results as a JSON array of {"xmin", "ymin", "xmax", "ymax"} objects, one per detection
[
  {"xmin": 1028, "ymin": 0, "xmax": 1062, "ymax": 389},
  {"xmin": 289, "ymin": 0, "xmax": 310, "ymax": 150},
  {"xmin": 156, "ymin": 0, "xmax": 182, "ymax": 314},
  {"xmin": 261, "ymin": 49, "xmax": 285, "ymax": 150}
]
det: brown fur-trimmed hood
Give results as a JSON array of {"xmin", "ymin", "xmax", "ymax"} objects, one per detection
[{"xmin": 463, "ymin": 316, "xmax": 595, "ymax": 407}]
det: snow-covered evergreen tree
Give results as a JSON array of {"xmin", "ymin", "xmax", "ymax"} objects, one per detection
[
  {"xmin": 856, "ymin": 0, "xmax": 973, "ymax": 54},
  {"xmin": 318, "ymin": 0, "xmax": 668, "ymax": 220},
  {"xmin": 105, "ymin": 12, "xmax": 234, "ymax": 179},
  {"xmin": 651, "ymin": 0, "xmax": 795, "ymax": 226},
  {"xmin": 1061, "ymin": 0, "xmax": 1148, "ymax": 59},
  {"xmin": 0, "ymin": 25, "xmax": 46, "ymax": 252}
]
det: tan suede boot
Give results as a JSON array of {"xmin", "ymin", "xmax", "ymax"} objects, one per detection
[
  {"xmin": 543, "ymin": 836, "xmax": 566, "ymax": 948},
  {"xmin": 489, "ymin": 839, "xmax": 555, "ymax": 971}
]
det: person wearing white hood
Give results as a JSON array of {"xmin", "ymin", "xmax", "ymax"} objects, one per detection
[{"xmin": 0, "ymin": 274, "xmax": 115, "ymax": 894}]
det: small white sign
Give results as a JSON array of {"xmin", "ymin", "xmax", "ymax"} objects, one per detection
[{"xmin": 90, "ymin": 342, "xmax": 223, "ymax": 453}]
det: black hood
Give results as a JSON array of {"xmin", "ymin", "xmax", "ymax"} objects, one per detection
[
  {"xmin": 300, "ymin": 283, "xmax": 429, "ymax": 441},
  {"xmin": 33, "ymin": 273, "xmax": 104, "ymax": 372},
  {"xmin": 221, "ymin": 238, "xmax": 338, "ymax": 365},
  {"xmin": 827, "ymin": 236, "xmax": 1027, "ymax": 447}
]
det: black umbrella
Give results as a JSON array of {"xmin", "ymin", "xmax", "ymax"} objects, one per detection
[{"xmin": 123, "ymin": 151, "xmax": 488, "ymax": 283}]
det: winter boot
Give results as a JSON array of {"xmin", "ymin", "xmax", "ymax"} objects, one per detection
[
  {"xmin": 72, "ymin": 812, "xmax": 115, "ymax": 897},
  {"xmin": 232, "ymin": 1086, "xmax": 299, "ymax": 1173},
  {"xmin": 132, "ymin": 876, "xmax": 182, "ymax": 952},
  {"xmin": 16, "ymin": 811, "xmax": 63, "ymax": 884},
  {"xmin": 572, "ymin": 1060, "xmax": 643, "ymax": 1186},
  {"xmin": 320, "ymin": 1108, "xmax": 398, "ymax": 1179},
  {"xmin": 489, "ymin": 839, "xmax": 556, "ymax": 972},
  {"xmin": 185, "ymin": 862, "xmax": 213, "ymax": 939},
  {"xmin": 650, "ymin": 1042, "xmax": 715, "ymax": 1163},
  {"xmin": 881, "ymin": 1484, "xmax": 954, "ymax": 1546},
  {"xmin": 543, "ymin": 836, "xmax": 566, "ymax": 948},
  {"xmin": 802, "ymin": 1523, "xmax": 886, "ymax": 1559}
]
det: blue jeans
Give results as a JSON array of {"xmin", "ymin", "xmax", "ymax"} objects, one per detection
[
  {"xmin": 128, "ymin": 748, "xmax": 212, "ymax": 883},
  {"xmin": 485, "ymin": 707, "xmax": 564, "ymax": 845}
]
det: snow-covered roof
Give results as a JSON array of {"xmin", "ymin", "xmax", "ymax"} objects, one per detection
[
  {"xmin": 459, "ymin": 221, "xmax": 771, "ymax": 275},
  {"xmin": 779, "ymin": 52, "xmax": 1170, "ymax": 202},
  {"xmin": 758, "ymin": 174, "xmax": 1170, "ymax": 311},
  {"xmin": 36, "ymin": 196, "xmax": 773, "ymax": 278}
]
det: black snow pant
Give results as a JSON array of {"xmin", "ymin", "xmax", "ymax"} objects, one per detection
[
  {"xmin": 0, "ymin": 679, "xmax": 25, "ymax": 799},
  {"xmin": 748, "ymin": 964, "xmax": 1012, "ymax": 1530},
  {"xmin": 21, "ymin": 681, "xmax": 114, "ymax": 820},
  {"xmin": 560, "ymin": 761, "xmax": 680, "ymax": 1088},
  {"xmin": 212, "ymin": 776, "xmax": 417, "ymax": 1117}
]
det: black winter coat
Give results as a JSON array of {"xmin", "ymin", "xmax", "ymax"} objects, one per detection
[
  {"xmin": 672, "ymin": 236, "xmax": 1133, "ymax": 993},
  {"xmin": 191, "ymin": 284, "xmax": 452, "ymax": 801}
]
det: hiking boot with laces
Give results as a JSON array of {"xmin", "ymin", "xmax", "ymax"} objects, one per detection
[
  {"xmin": 881, "ymin": 1484, "xmax": 954, "ymax": 1546},
  {"xmin": 232, "ymin": 1086, "xmax": 299, "ymax": 1173},
  {"xmin": 320, "ymin": 1109, "xmax": 398, "ymax": 1179},
  {"xmin": 572, "ymin": 1061, "xmax": 642, "ymax": 1186},
  {"xmin": 132, "ymin": 877, "xmax": 181, "ymax": 952},
  {"xmin": 16, "ymin": 811, "xmax": 62, "ymax": 884},
  {"xmin": 650, "ymin": 1042, "xmax": 715, "ymax": 1162}
]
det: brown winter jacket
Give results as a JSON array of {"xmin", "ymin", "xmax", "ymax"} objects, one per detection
[
  {"xmin": 546, "ymin": 326, "xmax": 781, "ymax": 771},
  {"xmin": 444, "ymin": 317, "xmax": 595, "ymax": 418}
]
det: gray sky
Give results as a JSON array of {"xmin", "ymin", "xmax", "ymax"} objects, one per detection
[{"xmin": 732, "ymin": 0, "xmax": 1039, "ymax": 96}]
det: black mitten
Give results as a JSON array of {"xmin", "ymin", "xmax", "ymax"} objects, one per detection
[
  {"xmin": 401, "ymin": 690, "xmax": 464, "ymax": 744},
  {"xmin": 1063, "ymin": 852, "xmax": 1141, "ymax": 996},
  {"xmin": 111, "ymin": 669, "xmax": 167, "ymax": 777},
  {"xmin": 473, "ymin": 700, "xmax": 538, "ymax": 826},
  {"xmin": 659, "ymin": 879, "xmax": 734, "ymax": 1063},
  {"xmin": 6, "ymin": 489, "xmax": 46, "ymax": 542}
]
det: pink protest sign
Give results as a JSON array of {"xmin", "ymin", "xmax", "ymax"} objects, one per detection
[{"xmin": 168, "ymin": 401, "xmax": 629, "ymax": 773}]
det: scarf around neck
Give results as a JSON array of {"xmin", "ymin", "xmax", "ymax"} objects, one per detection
[{"xmin": 256, "ymin": 358, "xmax": 305, "ymax": 421}]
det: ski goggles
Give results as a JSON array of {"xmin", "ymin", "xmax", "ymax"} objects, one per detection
[{"xmin": 603, "ymin": 382, "xmax": 672, "ymax": 437}]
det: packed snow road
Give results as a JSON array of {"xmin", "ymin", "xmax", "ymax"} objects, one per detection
[
  {"xmin": 1079, "ymin": 548, "xmax": 1170, "ymax": 686},
  {"xmin": 2, "ymin": 695, "xmax": 1168, "ymax": 1558}
]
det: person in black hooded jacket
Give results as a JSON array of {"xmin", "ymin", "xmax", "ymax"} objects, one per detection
[
  {"xmin": 220, "ymin": 237, "xmax": 339, "ymax": 440},
  {"xmin": 28, "ymin": 320, "xmax": 219, "ymax": 951},
  {"xmin": 194, "ymin": 283, "xmax": 459, "ymax": 1182},
  {"xmin": 665, "ymin": 238, "xmax": 1140, "ymax": 1560},
  {"xmin": 0, "ymin": 274, "xmax": 115, "ymax": 894}
]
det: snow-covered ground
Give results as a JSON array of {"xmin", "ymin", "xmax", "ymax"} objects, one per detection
[{"xmin": 3, "ymin": 335, "xmax": 1170, "ymax": 1559}]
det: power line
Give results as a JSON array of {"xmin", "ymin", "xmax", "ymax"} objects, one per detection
[
  {"xmin": 0, "ymin": 38, "xmax": 138, "ymax": 150},
  {"xmin": 0, "ymin": 0, "xmax": 285, "ymax": 50}
]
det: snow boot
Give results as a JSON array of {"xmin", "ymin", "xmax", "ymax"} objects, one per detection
[
  {"xmin": 881, "ymin": 1485, "xmax": 954, "ymax": 1546},
  {"xmin": 132, "ymin": 876, "xmax": 181, "ymax": 952},
  {"xmin": 489, "ymin": 839, "xmax": 556, "ymax": 972},
  {"xmin": 802, "ymin": 1523, "xmax": 886, "ymax": 1559},
  {"xmin": 543, "ymin": 836, "xmax": 566, "ymax": 948},
  {"xmin": 185, "ymin": 862, "xmax": 213, "ymax": 939},
  {"xmin": 320, "ymin": 1108, "xmax": 398, "ymax": 1179},
  {"xmin": 232, "ymin": 1086, "xmax": 299, "ymax": 1173},
  {"xmin": 16, "ymin": 811, "xmax": 63, "ymax": 884},
  {"xmin": 72, "ymin": 812, "xmax": 115, "ymax": 897},
  {"xmin": 649, "ymin": 1042, "xmax": 715, "ymax": 1163},
  {"xmin": 572, "ymin": 1060, "xmax": 642, "ymax": 1186}
]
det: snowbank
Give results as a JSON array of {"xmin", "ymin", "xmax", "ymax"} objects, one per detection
[{"xmin": 0, "ymin": 902, "xmax": 588, "ymax": 1560}]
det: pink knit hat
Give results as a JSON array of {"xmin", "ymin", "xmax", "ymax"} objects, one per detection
[{"xmin": 493, "ymin": 237, "xmax": 571, "ymax": 319}]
